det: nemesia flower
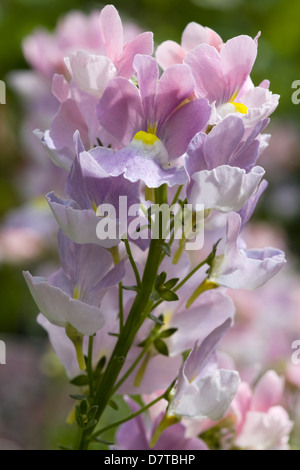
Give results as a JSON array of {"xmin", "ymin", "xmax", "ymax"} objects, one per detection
[
  {"xmin": 23, "ymin": 6, "xmax": 152, "ymax": 81},
  {"xmin": 36, "ymin": 287, "xmax": 120, "ymax": 379},
  {"xmin": 23, "ymin": 231, "xmax": 125, "ymax": 335},
  {"xmin": 232, "ymin": 371, "xmax": 293, "ymax": 450},
  {"xmin": 94, "ymin": 54, "xmax": 211, "ymax": 187},
  {"xmin": 168, "ymin": 319, "xmax": 240, "ymax": 420},
  {"xmin": 185, "ymin": 115, "xmax": 268, "ymax": 213},
  {"xmin": 156, "ymin": 21, "xmax": 222, "ymax": 70},
  {"xmin": 65, "ymin": 5, "xmax": 153, "ymax": 97},
  {"xmin": 115, "ymin": 397, "xmax": 208, "ymax": 450},
  {"xmin": 208, "ymin": 212, "xmax": 286, "ymax": 289},
  {"xmin": 184, "ymin": 35, "xmax": 279, "ymax": 126},
  {"xmin": 47, "ymin": 131, "xmax": 140, "ymax": 247}
]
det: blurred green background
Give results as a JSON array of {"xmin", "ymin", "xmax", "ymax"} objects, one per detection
[{"xmin": 0, "ymin": 0, "xmax": 299, "ymax": 449}]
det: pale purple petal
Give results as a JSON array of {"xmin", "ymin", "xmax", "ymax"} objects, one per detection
[
  {"xmin": 91, "ymin": 144, "xmax": 187, "ymax": 188},
  {"xmin": 184, "ymin": 44, "xmax": 224, "ymax": 102},
  {"xmin": 133, "ymin": 54, "xmax": 159, "ymax": 126},
  {"xmin": 51, "ymin": 74, "xmax": 70, "ymax": 103},
  {"xmin": 117, "ymin": 32, "xmax": 154, "ymax": 78},
  {"xmin": 160, "ymin": 99, "xmax": 211, "ymax": 159},
  {"xmin": 182, "ymin": 22, "xmax": 222, "ymax": 51},
  {"xmin": 96, "ymin": 77, "xmax": 144, "ymax": 146},
  {"xmin": 99, "ymin": 4, "xmax": 123, "ymax": 62},
  {"xmin": 155, "ymin": 64, "xmax": 196, "ymax": 129},
  {"xmin": 47, "ymin": 192, "xmax": 119, "ymax": 247},
  {"xmin": 167, "ymin": 290, "xmax": 235, "ymax": 356},
  {"xmin": 187, "ymin": 165, "xmax": 265, "ymax": 212},
  {"xmin": 65, "ymin": 51, "xmax": 116, "ymax": 98},
  {"xmin": 220, "ymin": 35, "xmax": 257, "ymax": 99},
  {"xmin": 23, "ymin": 271, "xmax": 105, "ymax": 335},
  {"xmin": 155, "ymin": 40, "xmax": 186, "ymax": 69},
  {"xmin": 252, "ymin": 371, "xmax": 284, "ymax": 412}
]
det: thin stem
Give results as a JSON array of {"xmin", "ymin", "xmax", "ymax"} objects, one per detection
[
  {"xmin": 123, "ymin": 238, "xmax": 141, "ymax": 287},
  {"xmin": 87, "ymin": 336, "xmax": 94, "ymax": 399},
  {"xmin": 118, "ymin": 282, "xmax": 124, "ymax": 333},
  {"xmin": 171, "ymin": 185, "xmax": 183, "ymax": 206},
  {"xmin": 174, "ymin": 258, "xmax": 208, "ymax": 292},
  {"xmin": 112, "ymin": 346, "xmax": 147, "ymax": 394},
  {"xmin": 92, "ymin": 391, "xmax": 167, "ymax": 439}
]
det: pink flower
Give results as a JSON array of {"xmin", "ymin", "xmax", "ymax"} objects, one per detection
[
  {"xmin": 156, "ymin": 21, "xmax": 222, "ymax": 70},
  {"xmin": 232, "ymin": 371, "xmax": 293, "ymax": 449},
  {"xmin": 65, "ymin": 5, "xmax": 153, "ymax": 98},
  {"xmin": 184, "ymin": 35, "xmax": 279, "ymax": 127}
]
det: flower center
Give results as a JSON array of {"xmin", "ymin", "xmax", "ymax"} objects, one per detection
[{"xmin": 133, "ymin": 130, "xmax": 159, "ymax": 146}]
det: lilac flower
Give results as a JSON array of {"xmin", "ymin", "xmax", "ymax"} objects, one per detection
[
  {"xmin": 65, "ymin": 5, "xmax": 153, "ymax": 98},
  {"xmin": 209, "ymin": 212, "xmax": 286, "ymax": 289},
  {"xmin": 37, "ymin": 287, "xmax": 120, "ymax": 378},
  {"xmin": 47, "ymin": 131, "xmax": 140, "ymax": 247},
  {"xmin": 23, "ymin": 230, "xmax": 125, "ymax": 336},
  {"xmin": 232, "ymin": 371, "xmax": 293, "ymax": 450},
  {"xmin": 156, "ymin": 21, "xmax": 222, "ymax": 70},
  {"xmin": 115, "ymin": 397, "xmax": 208, "ymax": 450},
  {"xmin": 40, "ymin": 77, "xmax": 111, "ymax": 171},
  {"xmin": 185, "ymin": 116, "xmax": 268, "ymax": 212},
  {"xmin": 168, "ymin": 319, "xmax": 240, "ymax": 420},
  {"xmin": 23, "ymin": 6, "xmax": 153, "ymax": 81},
  {"xmin": 184, "ymin": 35, "xmax": 279, "ymax": 127},
  {"xmin": 94, "ymin": 54, "xmax": 211, "ymax": 187}
]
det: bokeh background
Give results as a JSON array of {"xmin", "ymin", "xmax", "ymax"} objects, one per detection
[{"xmin": 0, "ymin": 0, "xmax": 300, "ymax": 449}]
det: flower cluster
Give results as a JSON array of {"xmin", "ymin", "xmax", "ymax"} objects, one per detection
[{"xmin": 22, "ymin": 5, "xmax": 291, "ymax": 450}]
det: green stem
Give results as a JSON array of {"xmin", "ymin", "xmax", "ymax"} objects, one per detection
[
  {"xmin": 118, "ymin": 282, "xmax": 124, "ymax": 333},
  {"xmin": 123, "ymin": 238, "xmax": 141, "ymax": 287},
  {"xmin": 170, "ymin": 184, "xmax": 183, "ymax": 206},
  {"xmin": 92, "ymin": 390, "xmax": 167, "ymax": 439},
  {"xmin": 87, "ymin": 336, "xmax": 94, "ymax": 399},
  {"xmin": 76, "ymin": 185, "xmax": 168, "ymax": 450},
  {"xmin": 174, "ymin": 258, "xmax": 208, "ymax": 292},
  {"xmin": 112, "ymin": 346, "xmax": 147, "ymax": 394}
]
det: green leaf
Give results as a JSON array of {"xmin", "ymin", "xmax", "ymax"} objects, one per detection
[
  {"xmin": 159, "ymin": 242, "xmax": 171, "ymax": 257},
  {"xmin": 75, "ymin": 405, "xmax": 84, "ymax": 428},
  {"xmin": 148, "ymin": 313, "xmax": 165, "ymax": 325},
  {"xmin": 155, "ymin": 271, "xmax": 167, "ymax": 288},
  {"xmin": 159, "ymin": 290, "xmax": 179, "ymax": 302},
  {"xmin": 159, "ymin": 328, "xmax": 178, "ymax": 338},
  {"xmin": 96, "ymin": 356, "xmax": 106, "ymax": 372},
  {"xmin": 164, "ymin": 278, "xmax": 179, "ymax": 290},
  {"xmin": 108, "ymin": 399, "xmax": 119, "ymax": 411},
  {"xmin": 69, "ymin": 394, "xmax": 88, "ymax": 401},
  {"xmin": 84, "ymin": 419, "xmax": 97, "ymax": 432},
  {"xmin": 57, "ymin": 445, "xmax": 72, "ymax": 450},
  {"xmin": 122, "ymin": 285, "xmax": 141, "ymax": 292},
  {"xmin": 137, "ymin": 338, "xmax": 148, "ymax": 348},
  {"xmin": 154, "ymin": 338, "xmax": 169, "ymax": 356},
  {"xmin": 70, "ymin": 374, "xmax": 89, "ymax": 386},
  {"xmin": 80, "ymin": 400, "xmax": 88, "ymax": 415},
  {"xmin": 93, "ymin": 437, "xmax": 114, "ymax": 445},
  {"xmin": 150, "ymin": 289, "xmax": 161, "ymax": 301},
  {"xmin": 87, "ymin": 405, "xmax": 99, "ymax": 421}
]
